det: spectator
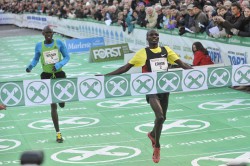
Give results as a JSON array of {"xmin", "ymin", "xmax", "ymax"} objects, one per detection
[
  {"xmin": 241, "ymin": 0, "xmax": 249, "ymax": 12},
  {"xmin": 178, "ymin": 4, "xmax": 190, "ymax": 28},
  {"xmin": 191, "ymin": 2, "xmax": 208, "ymax": 33},
  {"xmin": 215, "ymin": 2, "xmax": 244, "ymax": 37},
  {"xmin": 155, "ymin": 4, "xmax": 164, "ymax": 29},
  {"xmin": 160, "ymin": 0, "xmax": 170, "ymax": 6},
  {"xmin": 113, "ymin": 0, "xmax": 119, "ymax": 7},
  {"xmin": 161, "ymin": 6, "xmax": 170, "ymax": 29},
  {"xmin": 219, "ymin": 5, "xmax": 232, "ymax": 19},
  {"xmin": 192, "ymin": 42, "xmax": 214, "ymax": 66},
  {"xmin": 204, "ymin": 5, "xmax": 215, "ymax": 20},
  {"xmin": 117, "ymin": 11, "xmax": 125, "ymax": 27},
  {"xmin": 131, "ymin": 10, "xmax": 139, "ymax": 25},
  {"xmin": 209, "ymin": 6, "xmax": 232, "ymax": 38},
  {"xmin": 168, "ymin": 5, "xmax": 180, "ymax": 29},
  {"xmin": 224, "ymin": 0, "xmax": 232, "ymax": 12},
  {"xmin": 67, "ymin": 8, "xmax": 76, "ymax": 19},
  {"xmin": 104, "ymin": 5, "xmax": 112, "ymax": 22},
  {"xmin": 216, "ymin": 0, "xmax": 223, "ymax": 9},
  {"xmin": 109, "ymin": 5, "xmax": 118, "ymax": 24},
  {"xmin": 205, "ymin": 9, "xmax": 218, "ymax": 37},
  {"xmin": 143, "ymin": 0, "xmax": 152, "ymax": 7},
  {"xmin": 179, "ymin": 4, "xmax": 195, "ymax": 35},
  {"xmin": 184, "ymin": 0, "xmax": 192, "ymax": 6},
  {"xmin": 124, "ymin": 8, "xmax": 134, "ymax": 34},
  {"xmin": 231, "ymin": 6, "xmax": 250, "ymax": 37},
  {"xmin": 131, "ymin": 0, "xmax": 138, "ymax": 10},
  {"xmin": 94, "ymin": 5, "xmax": 103, "ymax": 20},
  {"xmin": 145, "ymin": 7, "xmax": 158, "ymax": 28}
]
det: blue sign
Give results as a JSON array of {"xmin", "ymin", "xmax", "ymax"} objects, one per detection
[{"xmin": 65, "ymin": 37, "xmax": 105, "ymax": 53}]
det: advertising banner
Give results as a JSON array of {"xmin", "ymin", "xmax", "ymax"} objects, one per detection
[
  {"xmin": 65, "ymin": 37, "xmax": 105, "ymax": 53},
  {"xmin": 0, "ymin": 65, "xmax": 249, "ymax": 107},
  {"xmin": 89, "ymin": 43, "xmax": 129, "ymax": 62}
]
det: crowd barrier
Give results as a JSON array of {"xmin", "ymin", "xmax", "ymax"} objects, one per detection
[
  {"xmin": 0, "ymin": 13, "xmax": 249, "ymax": 66},
  {"xmin": 0, "ymin": 64, "xmax": 250, "ymax": 107}
]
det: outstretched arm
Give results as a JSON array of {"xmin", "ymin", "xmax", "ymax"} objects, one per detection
[
  {"xmin": 106, "ymin": 63, "xmax": 134, "ymax": 75},
  {"xmin": 174, "ymin": 59, "xmax": 193, "ymax": 69}
]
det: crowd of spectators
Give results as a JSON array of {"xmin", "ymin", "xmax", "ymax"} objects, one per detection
[{"xmin": 0, "ymin": 0, "xmax": 250, "ymax": 37}]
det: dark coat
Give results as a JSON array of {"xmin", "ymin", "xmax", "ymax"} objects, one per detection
[{"xmin": 238, "ymin": 17, "xmax": 250, "ymax": 37}]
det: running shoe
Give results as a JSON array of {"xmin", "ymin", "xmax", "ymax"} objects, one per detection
[
  {"xmin": 147, "ymin": 132, "xmax": 156, "ymax": 148},
  {"xmin": 59, "ymin": 102, "xmax": 65, "ymax": 108},
  {"xmin": 152, "ymin": 147, "xmax": 160, "ymax": 163},
  {"xmin": 56, "ymin": 132, "xmax": 63, "ymax": 143}
]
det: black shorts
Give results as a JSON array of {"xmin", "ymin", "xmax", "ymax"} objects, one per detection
[
  {"xmin": 146, "ymin": 93, "xmax": 170, "ymax": 103},
  {"xmin": 40, "ymin": 71, "xmax": 66, "ymax": 79}
]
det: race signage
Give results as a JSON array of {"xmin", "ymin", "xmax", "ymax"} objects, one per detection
[
  {"xmin": 0, "ymin": 65, "xmax": 249, "ymax": 107},
  {"xmin": 65, "ymin": 37, "xmax": 105, "ymax": 53},
  {"xmin": 89, "ymin": 43, "xmax": 130, "ymax": 62}
]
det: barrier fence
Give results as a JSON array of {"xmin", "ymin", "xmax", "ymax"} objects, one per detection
[{"xmin": 0, "ymin": 65, "xmax": 249, "ymax": 107}]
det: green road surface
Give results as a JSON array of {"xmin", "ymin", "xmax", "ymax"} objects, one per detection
[{"xmin": 0, "ymin": 34, "xmax": 250, "ymax": 166}]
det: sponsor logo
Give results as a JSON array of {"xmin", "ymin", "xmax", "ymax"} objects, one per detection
[
  {"xmin": 233, "ymin": 66, "xmax": 250, "ymax": 84},
  {"xmin": 0, "ymin": 139, "xmax": 21, "ymax": 151},
  {"xmin": 199, "ymin": 99, "xmax": 250, "ymax": 110},
  {"xmin": 53, "ymin": 79, "xmax": 76, "ymax": 101},
  {"xmin": 132, "ymin": 75, "xmax": 154, "ymax": 94},
  {"xmin": 26, "ymin": 81, "xmax": 50, "ymax": 103},
  {"xmin": 183, "ymin": 70, "xmax": 206, "ymax": 89},
  {"xmin": 51, "ymin": 145, "xmax": 141, "ymax": 164},
  {"xmin": 208, "ymin": 68, "xmax": 231, "ymax": 87},
  {"xmin": 158, "ymin": 72, "xmax": 181, "ymax": 92},
  {"xmin": 105, "ymin": 76, "xmax": 129, "ymax": 96},
  {"xmin": 228, "ymin": 51, "xmax": 247, "ymax": 65},
  {"xmin": 135, "ymin": 119, "xmax": 210, "ymax": 134},
  {"xmin": 93, "ymin": 47, "xmax": 122, "ymax": 59},
  {"xmin": 79, "ymin": 78, "xmax": 102, "ymax": 99},
  {"xmin": 28, "ymin": 116, "xmax": 99, "ymax": 130},
  {"xmin": 207, "ymin": 48, "xmax": 222, "ymax": 64},
  {"xmin": 191, "ymin": 151, "xmax": 250, "ymax": 166},
  {"xmin": 0, "ymin": 83, "xmax": 22, "ymax": 106},
  {"xmin": 97, "ymin": 98, "xmax": 146, "ymax": 108}
]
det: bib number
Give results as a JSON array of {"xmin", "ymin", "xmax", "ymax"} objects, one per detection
[
  {"xmin": 150, "ymin": 58, "xmax": 168, "ymax": 72},
  {"xmin": 43, "ymin": 49, "xmax": 59, "ymax": 65}
]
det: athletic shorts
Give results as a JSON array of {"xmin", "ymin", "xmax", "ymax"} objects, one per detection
[
  {"xmin": 146, "ymin": 93, "xmax": 170, "ymax": 103},
  {"xmin": 40, "ymin": 71, "xmax": 66, "ymax": 79}
]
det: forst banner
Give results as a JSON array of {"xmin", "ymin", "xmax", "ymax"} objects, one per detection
[
  {"xmin": 0, "ymin": 65, "xmax": 249, "ymax": 107},
  {"xmin": 89, "ymin": 43, "xmax": 130, "ymax": 62}
]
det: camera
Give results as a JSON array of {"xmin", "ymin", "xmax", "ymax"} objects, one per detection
[{"xmin": 20, "ymin": 151, "xmax": 44, "ymax": 165}]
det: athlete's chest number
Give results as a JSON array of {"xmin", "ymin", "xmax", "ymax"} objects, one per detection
[
  {"xmin": 150, "ymin": 58, "xmax": 168, "ymax": 72},
  {"xmin": 43, "ymin": 49, "xmax": 59, "ymax": 65}
]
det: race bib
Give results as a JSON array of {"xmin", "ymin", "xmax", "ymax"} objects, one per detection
[
  {"xmin": 150, "ymin": 58, "xmax": 168, "ymax": 72},
  {"xmin": 43, "ymin": 49, "xmax": 59, "ymax": 65}
]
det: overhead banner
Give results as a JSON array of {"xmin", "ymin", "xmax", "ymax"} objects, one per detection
[
  {"xmin": 89, "ymin": 43, "xmax": 130, "ymax": 62},
  {"xmin": 0, "ymin": 65, "xmax": 249, "ymax": 107},
  {"xmin": 65, "ymin": 37, "xmax": 105, "ymax": 53}
]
